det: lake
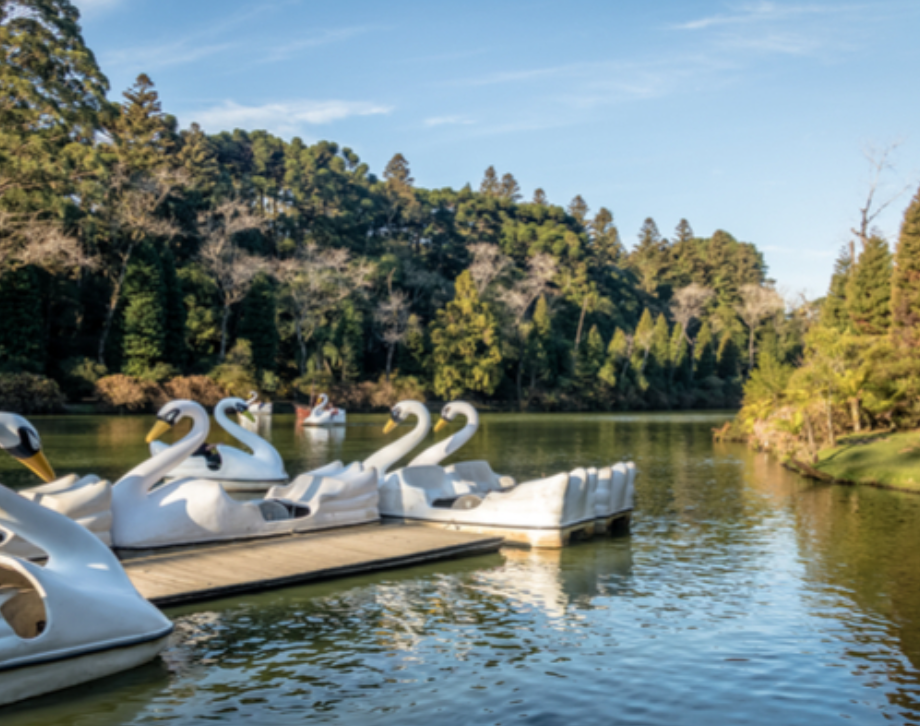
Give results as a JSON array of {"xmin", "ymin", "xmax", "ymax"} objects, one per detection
[{"xmin": 3, "ymin": 411, "xmax": 920, "ymax": 725}]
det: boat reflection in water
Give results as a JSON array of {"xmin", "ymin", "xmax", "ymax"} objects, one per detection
[{"xmin": 472, "ymin": 539, "xmax": 634, "ymax": 618}]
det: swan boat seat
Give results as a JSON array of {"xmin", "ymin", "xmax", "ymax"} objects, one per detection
[
  {"xmin": 113, "ymin": 400, "xmax": 379, "ymax": 550},
  {"xmin": 0, "ymin": 413, "xmax": 113, "ymax": 561},
  {"xmin": 0, "ymin": 484, "xmax": 172, "ymax": 707},
  {"xmin": 375, "ymin": 401, "xmax": 638, "ymax": 548}
]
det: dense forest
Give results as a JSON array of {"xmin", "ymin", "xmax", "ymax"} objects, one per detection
[
  {"xmin": 0, "ymin": 0, "xmax": 796, "ymax": 413},
  {"xmin": 736, "ymin": 183, "xmax": 920, "ymax": 458}
]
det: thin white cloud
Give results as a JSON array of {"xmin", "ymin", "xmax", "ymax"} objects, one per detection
[
  {"xmin": 424, "ymin": 115, "xmax": 475, "ymax": 127},
  {"xmin": 191, "ymin": 99, "xmax": 393, "ymax": 135},
  {"xmin": 104, "ymin": 42, "xmax": 237, "ymax": 72},
  {"xmin": 672, "ymin": 2, "xmax": 840, "ymax": 31},
  {"xmin": 259, "ymin": 26, "xmax": 377, "ymax": 63}
]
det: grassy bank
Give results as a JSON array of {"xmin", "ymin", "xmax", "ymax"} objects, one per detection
[{"xmin": 813, "ymin": 430, "xmax": 920, "ymax": 493}]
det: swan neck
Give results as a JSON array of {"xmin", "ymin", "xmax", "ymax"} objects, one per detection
[
  {"xmin": 216, "ymin": 401, "xmax": 266, "ymax": 456},
  {"xmin": 115, "ymin": 405, "xmax": 208, "ymax": 494},
  {"xmin": 363, "ymin": 404, "xmax": 431, "ymax": 477},
  {"xmin": 408, "ymin": 405, "xmax": 478, "ymax": 467}
]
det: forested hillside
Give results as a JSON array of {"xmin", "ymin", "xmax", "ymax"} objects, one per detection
[{"xmin": 0, "ymin": 0, "xmax": 793, "ymax": 412}]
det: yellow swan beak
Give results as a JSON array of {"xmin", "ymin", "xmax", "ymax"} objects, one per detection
[
  {"xmin": 434, "ymin": 419, "xmax": 448, "ymax": 433},
  {"xmin": 20, "ymin": 451, "xmax": 56, "ymax": 483},
  {"xmin": 383, "ymin": 419, "xmax": 399, "ymax": 435},
  {"xmin": 146, "ymin": 420, "xmax": 173, "ymax": 444},
  {"xmin": 241, "ymin": 410, "xmax": 256, "ymax": 422}
]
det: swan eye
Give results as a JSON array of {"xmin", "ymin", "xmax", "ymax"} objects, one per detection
[
  {"xmin": 18, "ymin": 427, "xmax": 40, "ymax": 456},
  {"xmin": 162, "ymin": 408, "xmax": 180, "ymax": 425}
]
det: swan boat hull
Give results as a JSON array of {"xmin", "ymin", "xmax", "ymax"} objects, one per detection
[
  {"xmin": 0, "ymin": 629, "xmax": 172, "ymax": 707},
  {"xmin": 379, "ymin": 461, "xmax": 637, "ymax": 549}
]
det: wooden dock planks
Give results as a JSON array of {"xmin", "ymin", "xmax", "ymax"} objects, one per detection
[{"xmin": 122, "ymin": 522, "xmax": 503, "ymax": 606}]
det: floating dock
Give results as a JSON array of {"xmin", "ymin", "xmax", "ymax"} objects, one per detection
[{"xmin": 122, "ymin": 522, "xmax": 503, "ymax": 606}]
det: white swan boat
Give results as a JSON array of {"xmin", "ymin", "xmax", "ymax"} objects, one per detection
[
  {"xmin": 0, "ymin": 482, "xmax": 172, "ymax": 707},
  {"xmin": 246, "ymin": 391, "xmax": 273, "ymax": 416},
  {"xmin": 111, "ymin": 400, "xmax": 378, "ymax": 551},
  {"xmin": 149, "ymin": 397, "xmax": 287, "ymax": 492},
  {"xmin": 299, "ymin": 394, "xmax": 346, "ymax": 426},
  {"xmin": 0, "ymin": 413, "xmax": 112, "ymax": 560},
  {"xmin": 376, "ymin": 401, "xmax": 637, "ymax": 548}
]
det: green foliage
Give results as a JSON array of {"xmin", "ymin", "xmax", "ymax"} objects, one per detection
[
  {"xmin": 429, "ymin": 271, "xmax": 502, "ymax": 399},
  {"xmin": 121, "ymin": 241, "xmax": 166, "ymax": 377},
  {"xmin": 209, "ymin": 339, "xmax": 259, "ymax": 397},
  {"xmin": 0, "ymin": 266, "xmax": 45, "ymax": 372},
  {"xmin": 694, "ymin": 321, "xmax": 716, "ymax": 380},
  {"xmin": 60, "ymin": 356, "xmax": 107, "ymax": 399},
  {"xmin": 574, "ymin": 324, "xmax": 604, "ymax": 393},
  {"xmin": 0, "ymin": 373, "xmax": 65, "ymax": 414},
  {"xmin": 846, "ymin": 235, "xmax": 892, "ymax": 336},
  {"xmin": 892, "ymin": 187, "xmax": 920, "ymax": 349},
  {"xmin": 236, "ymin": 273, "xmax": 278, "ymax": 371}
]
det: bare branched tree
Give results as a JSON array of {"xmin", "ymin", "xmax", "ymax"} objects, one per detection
[
  {"xmin": 736, "ymin": 283, "xmax": 785, "ymax": 370},
  {"xmin": 670, "ymin": 282, "xmax": 714, "ymax": 372},
  {"xmin": 374, "ymin": 287, "xmax": 417, "ymax": 382},
  {"xmin": 277, "ymin": 244, "xmax": 372, "ymax": 376},
  {"xmin": 96, "ymin": 169, "xmax": 184, "ymax": 363},
  {"xmin": 0, "ymin": 209, "xmax": 96, "ymax": 276},
  {"xmin": 198, "ymin": 199, "xmax": 268, "ymax": 360},
  {"xmin": 497, "ymin": 253, "xmax": 558, "ymax": 406},
  {"xmin": 851, "ymin": 142, "xmax": 913, "ymax": 255},
  {"xmin": 468, "ymin": 242, "xmax": 512, "ymax": 295}
]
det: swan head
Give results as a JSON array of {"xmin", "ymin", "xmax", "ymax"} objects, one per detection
[
  {"xmin": 383, "ymin": 400, "xmax": 425, "ymax": 434},
  {"xmin": 146, "ymin": 399, "xmax": 211, "ymax": 444},
  {"xmin": 221, "ymin": 397, "xmax": 256, "ymax": 422},
  {"xmin": 0, "ymin": 412, "xmax": 56, "ymax": 482},
  {"xmin": 246, "ymin": 391, "xmax": 259, "ymax": 405},
  {"xmin": 434, "ymin": 401, "xmax": 476, "ymax": 432}
]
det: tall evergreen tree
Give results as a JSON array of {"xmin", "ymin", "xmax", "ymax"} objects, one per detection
[
  {"xmin": 694, "ymin": 320, "xmax": 716, "ymax": 380},
  {"xmin": 891, "ymin": 187, "xmax": 920, "ymax": 349},
  {"xmin": 820, "ymin": 247, "xmax": 852, "ymax": 331},
  {"xmin": 599, "ymin": 327, "xmax": 629, "ymax": 391},
  {"xmin": 630, "ymin": 218, "xmax": 667, "ymax": 295},
  {"xmin": 532, "ymin": 188, "xmax": 548, "ymax": 206},
  {"xmin": 568, "ymin": 195, "xmax": 589, "ymax": 226},
  {"xmin": 846, "ymin": 234, "xmax": 892, "ymax": 336},
  {"xmin": 429, "ymin": 270, "xmax": 502, "ymax": 399},
  {"xmin": 236, "ymin": 274, "xmax": 278, "ymax": 372},
  {"xmin": 591, "ymin": 207, "xmax": 623, "ymax": 266},
  {"xmin": 498, "ymin": 173, "xmax": 522, "ymax": 202},
  {"xmin": 479, "ymin": 166, "xmax": 499, "ymax": 196},
  {"xmin": 575, "ymin": 324, "xmax": 604, "ymax": 393},
  {"xmin": 120, "ymin": 241, "xmax": 166, "ymax": 377}
]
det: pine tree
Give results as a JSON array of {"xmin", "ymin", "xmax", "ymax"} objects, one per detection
[
  {"xmin": 499, "ymin": 173, "xmax": 522, "ymax": 202},
  {"xmin": 669, "ymin": 323, "xmax": 691, "ymax": 388},
  {"xmin": 846, "ymin": 235, "xmax": 892, "ymax": 336},
  {"xmin": 112, "ymin": 74, "xmax": 174, "ymax": 172},
  {"xmin": 526, "ymin": 295, "xmax": 552, "ymax": 388},
  {"xmin": 532, "ymin": 188, "xmax": 548, "ymax": 206},
  {"xmin": 568, "ymin": 195, "xmax": 589, "ymax": 226},
  {"xmin": 479, "ymin": 166, "xmax": 499, "ymax": 196},
  {"xmin": 673, "ymin": 219, "xmax": 694, "ymax": 245},
  {"xmin": 591, "ymin": 207, "xmax": 624, "ymax": 266},
  {"xmin": 177, "ymin": 122, "xmax": 220, "ymax": 193},
  {"xmin": 694, "ymin": 320, "xmax": 716, "ymax": 380},
  {"xmin": 599, "ymin": 328, "xmax": 629, "ymax": 390},
  {"xmin": 820, "ymin": 247, "xmax": 852, "ymax": 331},
  {"xmin": 716, "ymin": 332, "xmax": 740, "ymax": 379},
  {"xmin": 121, "ymin": 241, "xmax": 166, "ymax": 377},
  {"xmin": 575, "ymin": 324, "xmax": 604, "ymax": 393},
  {"xmin": 891, "ymin": 187, "xmax": 920, "ymax": 348},
  {"xmin": 630, "ymin": 218, "xmax": 667, "ymax": 296},
  {"xmin": 630, "ymin": 309, "xmax": 655, "ymax": 390},
  {"xmin": 647, "ymin": 313, "xmax": 671, "ymax": 392},
  {"xmin": 236, "ymin": 273, "xmax": 278, "ymax": 372},
  {"xmin": 429, "ymin": 270, "xmax": 502, "ymax": 399}
]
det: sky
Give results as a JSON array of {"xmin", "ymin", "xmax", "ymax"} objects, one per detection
[{"xmin": 71, "ymin": 0, "xmax": 920, "ymax": 298}]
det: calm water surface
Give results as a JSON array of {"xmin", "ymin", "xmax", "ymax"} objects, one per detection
[{"xmin": 3, "ymin": 411, "xmax": 920, "ymax": 725}]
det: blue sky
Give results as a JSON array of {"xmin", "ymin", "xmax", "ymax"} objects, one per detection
[{"xmin": 72, "ymin": 0, "xmax": 920, "ymax": 298}]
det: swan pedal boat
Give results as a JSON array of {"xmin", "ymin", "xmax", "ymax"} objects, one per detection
[
  {"xmin": 149, "ymin": 397, "xmax": 288, "ymax": 492},
  {"xmin": 112, "ymin": 400, "xmax": 378, "ymax": 551},
  {"xmin": 0, "ymin": 483, "xmax": 172, "ymax": 707},
  {"xmin": 0, "ymin": 413, "xmax": 113, "ymax": 561},
  {"xmin": 299, "ymin": 394, "xmax": 346, "ymax": 426},
  {"xmin": 246, "ymin": 391, "xmax": 273, "ymax": 416},
  {"xmin": 375, "ymin": 401, "xmax": 637, "ymax": 549}
]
